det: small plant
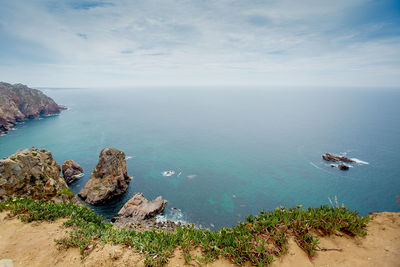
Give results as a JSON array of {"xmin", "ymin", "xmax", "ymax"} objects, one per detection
[
  {"xmin": 0, "ymin": 198, "xmax": 369, "ymax": 266},
  {"xmin": 59, "ymin": 186, "xmax": 75, "ymax": 197}
]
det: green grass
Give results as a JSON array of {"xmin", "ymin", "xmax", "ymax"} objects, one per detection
[
  {"xmin": 0, "ymin": 198, "xmax": 369, "ymax": 266},
  {"xmin": 59, "ymin": 186, "xmax": 75, "ymax": 197}
]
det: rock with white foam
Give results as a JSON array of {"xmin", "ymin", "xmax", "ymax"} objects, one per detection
[{"xmin": 117, "ymin": 193, "xmax": 167, "ymax": 221}]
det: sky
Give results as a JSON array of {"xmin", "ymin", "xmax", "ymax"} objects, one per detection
[{"xmin": 0, "ymin": 0, "xmax": 399, "ymax": 88}]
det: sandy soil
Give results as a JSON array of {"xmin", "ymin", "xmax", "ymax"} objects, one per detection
[{"xmin": 0, "ymin": 212, "xmax": 399, "ymax": 267}]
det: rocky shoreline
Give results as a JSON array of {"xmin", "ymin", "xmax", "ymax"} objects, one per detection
[
  {"xmin": 0, "ymin": 147, "xmax": 181, "ymax": 231},
  {"xmin": 0, "ymin": 82, "xmax": 65, "ymax": 135}
]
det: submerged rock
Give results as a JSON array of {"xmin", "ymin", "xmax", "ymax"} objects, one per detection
[
  {"xmin": 62, "ymin": 160, "xmax": 83, "ymax": 184},
  {"xmin": 0, "ymin": 148, "xmax": 78, "ymax": 204},
  {"xmin": 338, "ymin": 164, "xmax": 350, "ymax": 170},
  {"xmin": 0, "ymin": 82, "xmax": 65, "ymax": 135},
  {"xmin": 322, "ymin": 153, "xmax": 355, "ymax": 163},
  {"xmin": 78, "ymin": 148, "xmax": 131, "ymax": 205}
]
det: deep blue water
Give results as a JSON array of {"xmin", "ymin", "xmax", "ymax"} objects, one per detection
[{"xmin": 1, "ymin": 87, "xmax": 399, "ymax": 228}]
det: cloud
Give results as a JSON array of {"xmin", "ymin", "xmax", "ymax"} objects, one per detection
[
  {"xmin": 0, "ymin": 0, "xmax": 399, "ymax": 87},
  {"xmin": 76, "ymin": 33, "xmax": 88, "ymax": 39}
]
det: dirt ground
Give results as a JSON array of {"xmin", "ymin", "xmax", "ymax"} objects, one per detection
[{"xmin": 0, "ymin": 212, "xmax": 399, "ymax": 267}]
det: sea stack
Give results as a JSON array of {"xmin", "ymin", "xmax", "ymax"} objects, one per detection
[
  {"xmin": 78, "ymin": 148, "xmax": 131, "ymax": 205},
  {"xmin": 62, "ymin": 160, "xmax": 84, "ymax": 184},
  {"xmin": 0, "ymin": 82, "xmax": 65, "ymax": 135},
  {"xmin": 0, "ymin": 148, "xmax": 78, "ymax": 204}
]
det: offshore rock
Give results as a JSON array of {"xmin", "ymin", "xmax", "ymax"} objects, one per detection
[
  {"xmin": 322, "ymin": 153, "xmax": 355, "ymax": 163},
  {"xmin": 78, "ymin": 148, "xmax": 131, "ymax": 205},
  {"xmin": 62, "ymin": 160, "xmax": 83, "ymax": 184},
  {"xmin": 0, "ymin": 82, "xmax": 64, "ymax": 135},
  {"xmin": 117, "ymin": 193, "xmax": 167, "ymax": 220},
  {"xmin": 112, "ymin": 193, "xmax": 171, "ymax": 231},
  {"xmin": 338, "ymin": 164, "xmax": 350, "ymax": 170},
  {"xmin": 0, "ymin": 148, "xmax": 78, "ymax": 204}
]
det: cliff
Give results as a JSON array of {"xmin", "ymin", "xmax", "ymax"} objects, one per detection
[
  {"xmin": 0, "ymin": 209, "xmax": 398, "ymax": 266},
  {"xmin": 0, "ymin": 82, "xmax": 64, "ymax": 134}
]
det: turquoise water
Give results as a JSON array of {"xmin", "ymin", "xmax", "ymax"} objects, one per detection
[{"xmin": 1, "ymin": 88, "xmax": 399, "ymax": 228}]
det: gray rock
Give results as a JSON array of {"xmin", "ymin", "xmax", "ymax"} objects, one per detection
[
  {"xmin": 62, "ymin": 160, "xmax": 83, "ymax": 184},
  {"xmin": 78, "ymin": 148, "xmax": 131, "ymax": 205},
  {"xmin": 112, "ymin": 193, "xmax": 173, "ymax": 231},
  {"xmin": 0, "ymin": 148, "xmax": 79, "ymax": 204},
  {"xmin": 117, "ymin": 193, "xmax": 167, "ymax": 221}
]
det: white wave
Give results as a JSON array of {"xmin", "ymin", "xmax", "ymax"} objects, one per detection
[
  {"xmin": 187, "ymin": 174, "xmax": 197, "ymax": 179},
  {"xmin": 126, "ymin": 156, "xmax": 135, "ymax": 160},
  {"xmin": 74, "ymin": 173, "xmax": 85, "ymax": 178},
  {"xmin": 309, "ymin": 162, "xmax": 323, "ymax": 170},
  {"xmin": 177, "ymin": 171, "xmax": 182, "ymax": 177},
  {"xmin": 156, "ymin": 207, "xmax": 187, "ymax": 225},
  {"xmin": 351, "ymin": 158, "xmax": 369, "ymax": 165},
  {"xmin": 162, "ymin": 170, "xmax": 175, "ymax": 177}
]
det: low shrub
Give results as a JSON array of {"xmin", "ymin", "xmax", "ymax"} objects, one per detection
[{"xmin": 0, "ymin": 198, "xmax": 369, "ymax": 266}]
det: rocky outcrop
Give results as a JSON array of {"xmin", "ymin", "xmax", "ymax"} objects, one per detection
[
  {"xmin": 0, "ymin": 82, "xmax": 65, "ymax": 135},
  {"xmin": 62, "ymin": 160, "xmax": 83, "ymax": 184},
  {"xmin": 117, "ymin": 193, "xmax": 167, "ymax": 221},
  {"xmin": 322, "ymin": 153, "xmax": 355, "ymax": 163},
  {"xmin": 338, "ymin": 164, "xmax": 350, "ymax": 170},
  {"xmin": 78, "ymin": 148, "xmax": 131, "ymax": 205},
  {"xmin": 0, "ymin": 148, "xmax": 78, "ymax": 204},
  {"xmin": 112, "ymin": 193, "xmax": 173, "ymax": 231}
]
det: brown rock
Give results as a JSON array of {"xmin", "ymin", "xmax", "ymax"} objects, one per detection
[
  {"xmin": 0, "ymin": 148, "xmax": 78, "ymax": 204},
  {"xmin": 78, "ymin": 148, "xmax": 131, "ymax": 205},
  {"xmin": 117, "ymin": 193, "xmax": 167, "ymax": 221},
  {"xmin": 338, "ymin": 164, "xmax": 350, "ymax": 170},
  {"xmin": 322, "ymin": 153, "xmax": 355, "ymax": 163},
  {"xmin": 62, "ymin": 160, "xmax": 83, "ymax": 184}
]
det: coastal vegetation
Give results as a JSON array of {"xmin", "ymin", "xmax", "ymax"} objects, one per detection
[{"xmin": 0, "ymin": 198, "xmax": 369, "ymax": 266}]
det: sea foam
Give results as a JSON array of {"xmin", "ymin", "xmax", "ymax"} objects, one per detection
[{"xmin": 351, "ymin": 158, "xmax": 369, "ymax": 165}]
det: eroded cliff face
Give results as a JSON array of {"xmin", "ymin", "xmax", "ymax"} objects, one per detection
[
  {"xmin": 0, "ymin": 148, "xmax": 79, "ymax": 204},
  {"xmin": 0, "ymin": 82, "xmax": 63, "ymax": 134}
]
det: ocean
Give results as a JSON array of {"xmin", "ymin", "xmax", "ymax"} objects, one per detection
[{"xmin": 1, "ymin": 87, "xmax": 399, "ymax": 229}]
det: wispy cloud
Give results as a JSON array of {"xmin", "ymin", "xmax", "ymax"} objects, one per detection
[{"xmin": 0, "ymin": 0, "xmax": 399, "ymax": 87}]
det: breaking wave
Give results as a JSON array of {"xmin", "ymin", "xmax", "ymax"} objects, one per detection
[
  {"xmin": 156, "ymin": 207, "xmax": 187, "ymax": 225},
  {"xmin": 351, "ymin": 158, "xmax": 369, "ymax": 165}
]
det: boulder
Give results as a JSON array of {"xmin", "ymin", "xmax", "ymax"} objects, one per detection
[
  {"xmin": 338, "ymin": 164, "xmax": 350, "ymax": 170},
  {"xmin": 0, "ymin": 148, "xmax": 78, "ymax": 204},
  {"xmin": 78, "ymin": 148, "xmax": 131, "ymax": 205},
  {"xmin": 117, "ymin": 193, "xmax": 167, "ymax": 221},
  {"xmin": 62, "ymin": 160, "xmax": 83, "ymax": 184},
  {"xmin": 322, "ymin": 153, "xmax": 355, "ymax": 163}
]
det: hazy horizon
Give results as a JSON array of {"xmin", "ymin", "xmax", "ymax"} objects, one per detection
[{"xmin": 1, "ymin": 0, "xmax": 400, "ymax": 88}]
